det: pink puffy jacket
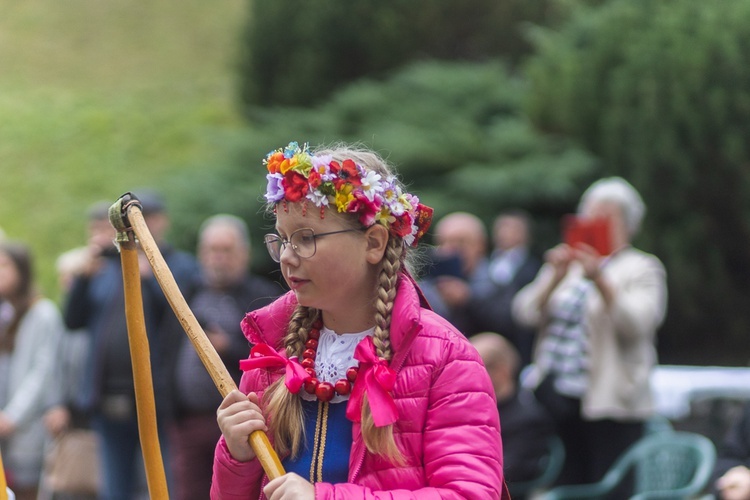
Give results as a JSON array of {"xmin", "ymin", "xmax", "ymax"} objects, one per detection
[{"xmin": 211, "ymin": 275, "xmax": 507, "ymax": 499}]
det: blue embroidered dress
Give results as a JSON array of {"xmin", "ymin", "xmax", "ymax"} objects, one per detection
[{"xmin": 282, "ymin": 326, "xmax": 373, "ymax": 483}]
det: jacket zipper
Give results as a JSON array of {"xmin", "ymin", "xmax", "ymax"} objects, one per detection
[{"xmin": 349, "ymin": 425, "xmax": 366, "ymax": 483}]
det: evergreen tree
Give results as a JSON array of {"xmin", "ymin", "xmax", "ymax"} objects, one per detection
[
  {"xmin": 525, "ymin": 0, "xmax": 750, "ymax": 363},
  {"xmin": 238, "ymin": 0, "xmax": 558, "ymax": 110}
]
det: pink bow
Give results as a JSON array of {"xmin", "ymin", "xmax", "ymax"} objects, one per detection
[
  {"xmin": 346, "ymin": 336, "xmax": 398, "ymax": 427},
  {"xmin": 239, "ymin": 343, "xmax": 309, "ymax": 394}
]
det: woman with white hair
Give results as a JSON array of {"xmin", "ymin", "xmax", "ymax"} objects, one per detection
[{"xmin": 513, "ymin": 177, "xmax": 668, "ymax": 494}]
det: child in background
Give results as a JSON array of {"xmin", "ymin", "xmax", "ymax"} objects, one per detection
[
  {"xmin": 0, "ymin": 241, "xmax": 64, "ymax": 500},
  {"xmin": 211, "ymin": 142, "xmax": 506, "ymax": 499}
]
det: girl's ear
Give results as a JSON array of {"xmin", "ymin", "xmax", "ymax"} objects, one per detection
[{"xmin": 364, "ymin": 224, "xmax": 389, "ymax": 264}]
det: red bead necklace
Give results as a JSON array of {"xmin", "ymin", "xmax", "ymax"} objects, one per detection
[{"xmin": 300, "ymin": 321, "xmax": 359, "ymax": 403}]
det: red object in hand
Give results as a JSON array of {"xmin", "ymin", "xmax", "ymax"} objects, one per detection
[{"xmin": 562, "ymin": 215, "xmax": 613, "ymax": 255}]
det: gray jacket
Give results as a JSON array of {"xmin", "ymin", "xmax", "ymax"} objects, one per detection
[{"xmin": 1, "ymin": 298, "xmax": 63, "ymax": 486}]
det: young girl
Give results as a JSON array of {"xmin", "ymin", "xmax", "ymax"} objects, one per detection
[
  {"xmin": 0, "ymin": 241, "xmax": 64, "ymax": 500},
  {"xmin": 211, "ymin": 142, "xmax": 506, "ymax": 499}
]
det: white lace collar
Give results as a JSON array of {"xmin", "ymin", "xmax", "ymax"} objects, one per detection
[{"xmin": 299, "ymin": 325, "xmax": 374, "ymax": 404}]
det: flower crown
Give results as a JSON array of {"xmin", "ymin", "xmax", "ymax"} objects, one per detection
[{"xmin": 264, "ymin": 142, "xmax": 433, "ymax": 246}]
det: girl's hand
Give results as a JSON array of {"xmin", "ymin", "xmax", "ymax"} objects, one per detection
[
  {"xmin": 264, "ymin": 473, "xmax": 314, "ymax": 500},
  {"xmin": 216, "ymin": 390, "xmax": 267, "ymax": 462}
]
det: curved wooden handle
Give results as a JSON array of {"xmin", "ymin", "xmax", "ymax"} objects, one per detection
[{"xmin": 124, "ymin": 202, "xmax": 285, "ymax": 480}]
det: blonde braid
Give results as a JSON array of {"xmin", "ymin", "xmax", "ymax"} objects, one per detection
[
  {"xmin": 284, "ymin": 306, "xmax": 317, "ymax": 357},
  {"xmin": 372, "ymin": 237, "xmax": 403, "ymax": 360},
  {"xmin": 361, "ymin": 236, "xmax": 405, "ymax": 464},
  {"xmin": 264, "ymin": 305, "xmax": 320, "ymax": 458}
]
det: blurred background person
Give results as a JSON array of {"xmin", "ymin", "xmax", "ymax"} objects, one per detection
[
  {"xmin": 468, "ymin": 210, "xmax": 541, "ymax": 367},
  {"xmin": 43, "ymin": 202, "xmax": 112, "ymax": 441},
  {"xmin": 513, "ymin": 177, "xmax": 667, "ymax": 495},
  {"xmin": 0, "ymin": 241, "xmax": 64, "ymax": 500},
  {"xmin": 38, "ymin": 245, "xmax": 101, "ymax": 499},
  {"xmin": 420, "ymin": 211, "xmax": 490, "ymax": 335},
  {"xmin": 163, "ymin": 214, "xmax": 282, "ymax": 500},
  {"xmin": 470, "ymin": 332, "xmax": 555, "ymax": 495},
  {"xmin": 713, "ymin": 402, "xmax": 750, "ymax": 500},
  {"xmin": 63, "ymin": 193, "xmax": 198, "ymax": 500}
]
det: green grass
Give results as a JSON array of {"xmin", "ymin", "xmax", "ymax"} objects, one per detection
[{"xmin": 0, "ymin": 0, "xmax": 247, "ymax": 300}]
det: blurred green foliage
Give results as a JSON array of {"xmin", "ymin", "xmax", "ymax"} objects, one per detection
[
  {"xmin": 525, "ymin": 0, "xmax": 750, "ymax": 362},
  {"xmin": 238, "ymin": 0, "xmax": 562, "ymax": 109},
  {"xmin": 0, "ymin": 0, "xmax": 246, "ymax": 301}
]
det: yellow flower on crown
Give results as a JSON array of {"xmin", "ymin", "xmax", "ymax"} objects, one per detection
[
  {"xmin": 335, "ymin": 186, "xmax": 355, "ymax": 212},
  {"xmin": 375, "ymin": 206, "xmax": 396, "ymax": 226}
]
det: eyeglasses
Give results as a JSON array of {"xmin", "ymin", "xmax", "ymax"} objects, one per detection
[{"xmin": 264, "ymin": 227, "xmax": 364, "ymax": 263}]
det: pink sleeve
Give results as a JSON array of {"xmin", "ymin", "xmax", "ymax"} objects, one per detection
[{"xmin": 210, "ymin": 437, "xmax": 265, "ymax": 499}]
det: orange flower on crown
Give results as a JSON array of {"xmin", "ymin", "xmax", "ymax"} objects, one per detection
[{"xmin": 266, "ymin": 151, "xmax": 285, "ymax": 174}]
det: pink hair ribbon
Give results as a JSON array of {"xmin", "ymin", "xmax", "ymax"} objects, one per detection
[
  {"xmin": 239, "ymin": 343, "xmax": 309, "ymax": 393},
  {"xmin": 346, "ymin": 336, "xmax": 398, "ymax": 427}
]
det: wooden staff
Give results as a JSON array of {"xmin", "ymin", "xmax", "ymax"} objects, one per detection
[
  {"xmin": 109, "ymin": 193, "xmax": 285, "ymax": 481},
  {"xmin": 0, "ymin": 448, "xmax": 8, "ymax": 500},
  {"xmin": 114, "ymin": 211, "xmax": 170, "ymax": 499}
]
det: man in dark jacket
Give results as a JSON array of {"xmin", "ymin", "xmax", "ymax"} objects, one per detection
[
  {"xmin": 467, "ymin": 210, "xmax": 541, "ymax": 366},
  {"xmin": 64, "ymin": 192, "xmax": 199, "ymax": 500},
  {"xmin": 164, "ymin": 214, "xmax": 283, "ymax": 500}
]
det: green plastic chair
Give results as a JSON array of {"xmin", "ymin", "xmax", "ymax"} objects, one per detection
[
  {"xmin": 508, "ymin": 434, "xmax": 566, "ymax": 498},
  {"xmin": 644, "ymin": 414, "xmax": 674, "ymax": 435},
  {"xmin": 542, "ymin": 431, "xmax": 716, "ymax": 500}
]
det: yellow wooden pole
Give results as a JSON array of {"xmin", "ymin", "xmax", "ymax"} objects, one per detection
[
  {"xmin": 111, "ymin": 194, "xmax": 284, "ymax": 480},
  {"xmin": 116, "ymin": 225, "xmax": 170, "ymax": 499},
  {"xmin": 0, "ymin": 448, "xmax": 8, "ymax": 500}
]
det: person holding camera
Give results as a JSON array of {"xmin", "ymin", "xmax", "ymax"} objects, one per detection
[
  {"xmin": 418, "ymin": 211, "xmax": 491, "ymax": 336},
  {"xmin": 63, "ymin": 194, "xmax": 198, "ymax": 500},
  {"xmin": 512, "ymin": 177, "xmax": 667, "ymax": 494}
]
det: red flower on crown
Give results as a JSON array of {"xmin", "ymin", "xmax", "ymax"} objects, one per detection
[
  {"xmin": 331, "ymin": 159, "xmax": 362, "ymax": 190},
  {"xmin": 308, "ymin": 169, "xmax": 323, "ymax": 189},
  {"xmin": 283, "ymin": 171, "xmax": 309, "ymax": 202}
]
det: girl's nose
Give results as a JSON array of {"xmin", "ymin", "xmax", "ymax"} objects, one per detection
[{"xmin": 279, "ymin": 243, "xmax": 299, "ymax": 266}]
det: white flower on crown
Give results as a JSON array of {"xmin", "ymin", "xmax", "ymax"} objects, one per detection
[
  {"xmin": 360, "ymin": 171, "xmax": 384, "ymax": 202},
  {"xmin": 306, "ymin": 188, "xmax": 330, "ymax": 206}
]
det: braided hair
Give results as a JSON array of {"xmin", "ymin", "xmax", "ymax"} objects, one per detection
[{"xmin": 263, "ymin": 145, "xmax": 410, "ymax": 462}]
